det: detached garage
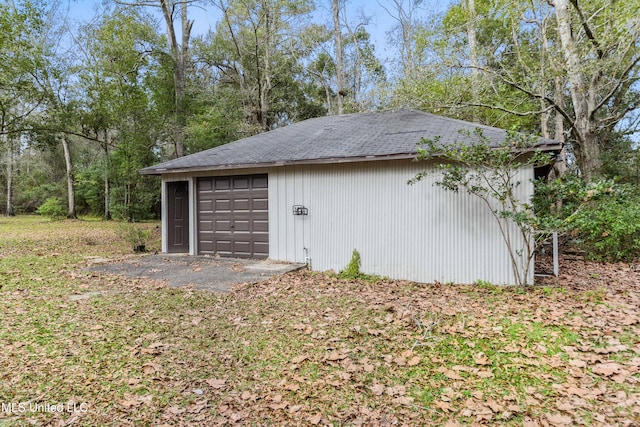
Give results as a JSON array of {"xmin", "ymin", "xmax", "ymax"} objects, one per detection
[{"xmin": 140, "ymin": 109, "xmax": 561, "ymax": 285}]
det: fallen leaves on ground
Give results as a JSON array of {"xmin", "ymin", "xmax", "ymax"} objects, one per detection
[{"xmin": 0, "ymin": 218, "xmax": 639, "ymax": 426}]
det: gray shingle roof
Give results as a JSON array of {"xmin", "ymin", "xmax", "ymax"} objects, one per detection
[{"xmin": 140, "ymin": 108, "xmax": 561, "ymax": 175}]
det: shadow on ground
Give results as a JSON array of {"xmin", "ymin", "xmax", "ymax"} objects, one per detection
[{"xmin": 85, "ymin": 254, "xmax": 305, "ymax": 292}]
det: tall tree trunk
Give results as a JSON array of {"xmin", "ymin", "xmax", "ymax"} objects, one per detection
[
  {"xmin": 61, "ymin": 136, "xmax": 77, "ymax": 219},
  {"xmin": 125, "ymin": 183, "xmax": 131, "ymax": 221},
  {"xmin": 342, "ymin": 19, "xmax": 363, "ymax": 111},
  {"xmin": 103, "ymin": 130, "xmax": 112, "ymax": 221},
  {"xmin": 5, "ymin": 135, "xmax": 14, "ymax": 217},
  {"xmin": 554, "ymin": 76, "xmax": 567, "ymax": 176},
  {"xmin": 466, "ymin": 0, "xmax": 479, "ymax": 122},
  {"xmin": 160, "ymin": 0, "xmax": 193, "ymax": 158},
  {"xmin": 332, "ymin": 0, "xmax": 344, "ymax": 115},
  {"xmin": 538, "ymin": 13, "xmax": 550, "ymax": 139},
  {"xmin": 219, "ymin": 1, "xmax": 251, "ymax": 127},
  {"xmin": 554, "ymin": 77, "xmax": 565, "ymax": 144},
  {"xmin": 2, "ymin": 130, "xmax": 13, "ymax": 217},
  {"xmin": 323, "ymin": 80, "xmax": 332, "ymax": 114},
  {"xmin": 539, "ymin": 98, "xmax": 550, "ymax": 138},
  {"xmin": 553, "ymin": 0, "xmax": 601, "ymax": 180},
  {"xmin": 260, "ymin": 5, "xmax": 272, "ymax": 132}
]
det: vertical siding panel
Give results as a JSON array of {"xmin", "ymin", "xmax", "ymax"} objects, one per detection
[
  {"xmin": 268, "ymin": 169, "xmax": 280, "ymax": 260},
  {"xmin": 293, "ymin": 166, "xmax": 306, "ymax": 262},
  {"xmin": 302, "ymin": 166, "xmax": 311, "ymax": 264},
  {"xmin": 286, "ymin": 167, "xmax": 294, "ymax": 261},
  {"xmin": 282, "ymin": 167, "xmax": 292, "ymax": 261},
  {"xmin": 268, "ymin": 160, "xmax": 534, "ymax": 284}
]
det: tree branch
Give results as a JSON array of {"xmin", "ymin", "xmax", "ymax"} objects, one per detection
[
  {"xmin": 113, "ymin": 0, "xmax": 201, "ymax": 8},
  {"xmin": 593, "ymin": 52, "xmax": 640, "ymax": 116},
  {"xmin": 568, "ymin": 0, "xmax": 604, "ymax": 59},
  {"xmin": 458, "ymin": 101, "xmax": 555, "ymax": 117},
  {"xmin": 0, "ymin": 126, "xmax": 102, "ymax": 143},
  {"xmin": 461, "ymin": 63, "xmax": 578, "ymax": 139}
]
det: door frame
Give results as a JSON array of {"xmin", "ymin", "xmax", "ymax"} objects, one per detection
[
  {"xmin": 166, "ymin": 181, "xmax": 190, "ymax": 253},
  {"xmin": 162, "ymin": 178, "xmax": 195, "ymax": 254}
]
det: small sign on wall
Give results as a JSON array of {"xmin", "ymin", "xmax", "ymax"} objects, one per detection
[{"xmin": 292, "ymin": 205, "xmax": 308, "ymax": 216}]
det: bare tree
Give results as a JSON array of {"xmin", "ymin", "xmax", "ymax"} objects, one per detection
[{"xmin": 379, "ymin": 0, "xmax": 423, "ymax": 72}]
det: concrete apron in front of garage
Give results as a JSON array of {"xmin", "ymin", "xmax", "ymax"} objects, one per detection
[{"xmin": 85, "ymin": 254, "xmax": 306, "ymax": 292}]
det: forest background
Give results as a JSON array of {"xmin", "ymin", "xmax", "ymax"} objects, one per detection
[{"xmin": 1, "ymin": 0, "xmax": 639, "ymax": 259}]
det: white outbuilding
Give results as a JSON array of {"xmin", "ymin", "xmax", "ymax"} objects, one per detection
[{"xmin": 140, "ymin": 108, "xmax": 561, "ymax": 285}]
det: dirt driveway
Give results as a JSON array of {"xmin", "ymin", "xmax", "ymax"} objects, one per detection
[{"xmin": 85, "ymin": 254, "xmax": 305, "ymax": 292}]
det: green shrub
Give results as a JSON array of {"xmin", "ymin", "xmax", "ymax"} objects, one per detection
[
  {"xmin": 338, "ymin": 249, "xmax": 382, "ymax": 281},
  {"xmin": 16, "ymin": 182, "xmax": 64, "ymax": 214},
  {"xmin": 533, "ymin": 174, "xmax": 587, "ymax": 228},
  {"xmin": 567, "ymin": 186, "xmax": 640, "ymax": 261},
  {"xmin": 36, "ymin": 197, "xmax": 67, "ymax": 221},
  {"xmin": 534, "ymin": 176, "xmax": 640, "ymax": 261},
  {"xmin": 116, "ymin": 222, "xmax": 152, "ymax": 252},
  {"xmin": 339, "ymin": 249, "xmax": 362, "ymax": 280}
]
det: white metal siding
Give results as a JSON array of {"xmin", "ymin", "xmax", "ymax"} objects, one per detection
[
  {"xmin": 269, "ymin": 166, "xmax": 312, "ymax": 263},
  {"xmin": 269, "ymin": 160, "xmax": 534, "ymax": 285}
]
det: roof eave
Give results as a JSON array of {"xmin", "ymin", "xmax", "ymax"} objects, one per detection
[
  {"xmin": 534, "ymin": 142, "xmax": 564, "ymax": 152},
  {"xmin": 139, "ymin": 152, "xmax": 420, "ymax": 176}
]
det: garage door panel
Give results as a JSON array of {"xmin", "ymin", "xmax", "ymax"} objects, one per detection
[
  {"xmin": 199, "ymin": 220, "xmax": 213, "ymax": 232},
  {"xmin": 233, "ymin": 219, "xmax": 250, "ymax": 232},
  {"xmin": 253, "ymin": 219, "xmax": 268, "ymax": 233},
  {"xmin": 197, "ymin": 174, "xmax": 268, "ymax": 258},
  {"xmin": 199, "ymin": 180, "xmax": 213, "ymax": 192},
  {"xmin": 215, "ymin": 199, "xmax": 231, "ymax": 212},
  {"xmin": 233, "ymin": 240, "xmax": 251, "ymax": 256},
  {"xmin": 252, "ymin": 198, "xmax": 268, "ymax": 211},
  {"xmin": 214, "ymin": 219, "xmax": 232, "ymax": 232},
  {"xmin": 253, "ymin": 176, "xmax": 268, "ymax": 188},
  {"xmin": 233, "ymin": 198, "xmax": 250, "ymax": 211},
  {"xmin": 199, "ymin": 200, "xmax": 213, "ymax": 213},
  {"xmin": 214, "ymin": 178, "xmax": 231, "ymax": 191},
  {"xmin": 215, "ymin": 238, "xmax": 232, "ymax": 250},
  {"xmin": 199, "ymin": 239, "xmax": 214, "ymax": 252},
  {"xmin": 233, "ymin": 177, "xmax": 250, "ymax": 190},
  {"xmin": 254, "ymin": 242, "xmax": 269, "ymax": 257}
]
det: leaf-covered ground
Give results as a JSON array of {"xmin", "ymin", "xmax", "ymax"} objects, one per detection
[{"xmin": 0, "ymin": 216, "xmax": 639, "ymax": 426}]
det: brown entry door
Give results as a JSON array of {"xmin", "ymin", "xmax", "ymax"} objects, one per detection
[
  {"xmin": 197, "ymin": 174, "xmax": 268, "ymax": 258},
  {"xmin": 167, "ymin": 181, "xmax": 190, "ymax": 253}
]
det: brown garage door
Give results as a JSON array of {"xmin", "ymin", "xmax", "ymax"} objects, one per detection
[{"xmin": 197, "ymin": 174, "xmax": 268, "ymax": 258}]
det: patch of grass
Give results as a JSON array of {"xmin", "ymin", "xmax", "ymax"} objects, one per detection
[
  {"xmin": 541, "ymin": 285, "xmax": 567, "ymax": 296},
  {"xmin": 474, "ymin": 279, "xmax": 495, "ymax": 288},
  {"xmin": 578, "ymin": 287, "xmax": 608, "ymax": 303}
]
